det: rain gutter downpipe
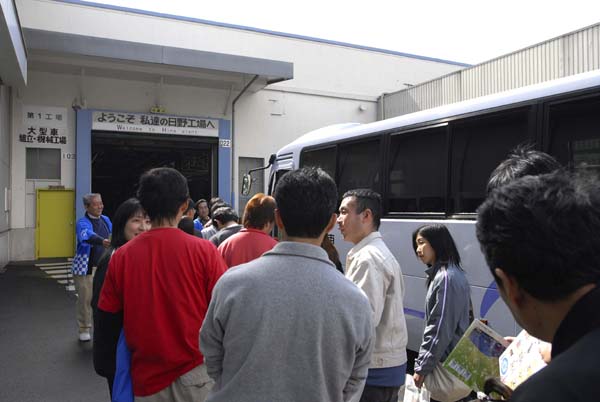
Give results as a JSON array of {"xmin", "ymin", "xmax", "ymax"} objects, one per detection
[
  {"xmin": 378, "ymin": 93, "xmax": 386, "ymax": 120},
  {"xmin": 231, "ymin": 74, "xmax": 259, "ymax": 207}
]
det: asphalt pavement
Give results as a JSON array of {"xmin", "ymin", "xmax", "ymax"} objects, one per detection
[
  {"xmin": 0, "ymin": 260, "xmax": 420, "ymax": 402},
  {"xmin": 0, "ymin": 261, "xmax": 109, "ymax": 402}
]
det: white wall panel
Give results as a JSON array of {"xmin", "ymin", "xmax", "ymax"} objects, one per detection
[
  {"xmin": 9, "ymin": 0, "xmax": 467, "ymax": 260},
  {"xmin": 384, "ymin": 23, "xmax": 600, "ymax": 118},
  {"xmin": 9, "ymin": 68, "xmax": 378, "ymax": 259},
  {"xmin": 16, "ymin": 0, "xmax": 465, "ymax": 98}
]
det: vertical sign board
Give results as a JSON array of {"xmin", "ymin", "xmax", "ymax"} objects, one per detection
[{"xmin": 20, "ymin": 106, "xmax": 69, "ymax": 145}]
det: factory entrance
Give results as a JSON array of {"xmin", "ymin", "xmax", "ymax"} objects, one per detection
[{"xmin": 91, "ymin": 131, "xmax": 218, "ymax": 217}]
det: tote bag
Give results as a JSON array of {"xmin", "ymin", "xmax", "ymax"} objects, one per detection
[{"xmin": 423, "ymin": 362, "xmax": 471, "ymax": 402}]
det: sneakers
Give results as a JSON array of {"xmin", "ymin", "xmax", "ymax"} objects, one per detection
[{"xmin": 78, "ymin": 331, "xmax": 91, "ymax": 342}]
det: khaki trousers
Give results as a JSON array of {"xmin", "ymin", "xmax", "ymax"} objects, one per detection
[
  {"xmin": 73, "ymin": 272, "xmax": 93, "ymax": 333},
  {"xmin": 135, "ymin": 364, "xmax": 213, "ymax": 402}
]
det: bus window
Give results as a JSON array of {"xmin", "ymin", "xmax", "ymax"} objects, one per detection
[
  {"xmin": 337, "ymin": 139, "xmax": 381, "ymax": 196},
  {"xmin": 300, "ymin": 146, "xmax": 336, "ymax": 179},
  {"xmin": 387, "ymin": 126, "xmax": 447, "ymax": 213},
  {"xmin": 267, "ymin": 171, "xmax": 276, "ymax": 196},
  {"xmin": 548, "ymin": 94, "xmax": 600, "ymax": 175},
  {"xmin": 450, "ymin": 109, "xmax": 530, "ymax": 213}
]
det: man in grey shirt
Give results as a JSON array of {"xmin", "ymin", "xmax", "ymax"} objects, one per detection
[{"xmin": 200, "ymin": 167, "xmax": 374, "ymax": 402}]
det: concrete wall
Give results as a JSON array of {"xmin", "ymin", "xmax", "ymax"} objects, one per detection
[
  {"xmin": 9, "ymin": 70, "xmax": 232, "ymax": 259},
  {"xmin": 234, "ymin": 88, "xmax": 378, "ymax": 203},
  {"xmin": 10, "ymin": 73, "xmax": 76, "ymax": 260},
  {"xmin": 8, "ymin": 0, "xmax": 467, "ymax": 261},
  {"xmin": 383, "ymin": 22, "xmax": 600, "ymax": 118},
  {"xmin": 0, "ymin": 85, "xmax": 10, "ymax": 268},
  {"xmin": 16, "ymin": 0, "xmax": 465, "ymax": 97},
  {"xmin": 9, "ymin": 70, "xmax": 376, "ymax": 260}
]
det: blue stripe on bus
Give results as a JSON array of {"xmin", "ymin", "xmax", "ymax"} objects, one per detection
[
  {"xmin": 404, "ymin": 308, "xmax": 426, "ymax": 319},
  {"xmin": 480, "ymin": 281, "xmax": 500, "ymax": 318},
  {"xmin": 404, "ymin": 281, "xmax": 500, "ymax": 321}
]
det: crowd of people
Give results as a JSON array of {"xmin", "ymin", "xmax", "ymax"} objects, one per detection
[{"xmin": 69, "ymin": 146, "xmax": 600, "ymax": 402}]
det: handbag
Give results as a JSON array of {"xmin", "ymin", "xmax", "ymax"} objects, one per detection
[
  {"xmin": 423, "ymin": 362, "xmax": 471, "ymax": 402},
  {"xmin": 403, "ymin": 374, "xmax": 431, "ymax": 402}
]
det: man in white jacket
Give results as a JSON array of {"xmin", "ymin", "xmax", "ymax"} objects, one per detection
[{"xmin": 338, "ymin": 189, "xmax": 408, "ymax": 402}]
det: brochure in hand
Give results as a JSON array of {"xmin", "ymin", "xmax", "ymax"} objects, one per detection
[
  {"xmin": 442, "ymin": 319, "xmax": 509, "ymax": 392},
  {"xmin": 499, "ymin": 330, "xmax": 548, "ymax": 389}
]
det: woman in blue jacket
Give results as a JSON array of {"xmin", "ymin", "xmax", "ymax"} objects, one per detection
[{"xmin": 411, "ymin": 224, "xmax": 472, "ymax": 402}]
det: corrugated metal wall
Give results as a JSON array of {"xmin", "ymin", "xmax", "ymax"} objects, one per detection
[{"xmin": 382, "ymin": 23, "xmax": 600, "ymax": 118}]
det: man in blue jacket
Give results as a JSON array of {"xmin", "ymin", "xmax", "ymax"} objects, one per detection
[{"xmin": 71, "ymin": 193, "xmax": 112, "ymax": 342}]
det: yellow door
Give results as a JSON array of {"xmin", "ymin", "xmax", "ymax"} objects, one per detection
[{"xmin": 36, "ymin": 189, "xmax": 75, "ymax": 258}]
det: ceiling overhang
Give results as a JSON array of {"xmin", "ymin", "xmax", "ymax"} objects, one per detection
[
  {"xmin": 0, "ymin": 1, "xmax": 28, "ymax": 86},
  {"xmin": 23, "ymin": 28, "xmax": 294, "ymax": 92}
]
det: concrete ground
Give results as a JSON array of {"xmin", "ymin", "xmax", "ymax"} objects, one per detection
[
  {"xmin": 0, "ymin": 260, "xmax": 422, "ymax": 402},
  {"xmin": 0, "ymin": 261, "xmax": 109, "ymax": 402}
]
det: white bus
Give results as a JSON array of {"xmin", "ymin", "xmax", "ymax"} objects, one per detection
[{"xmin": 263, "ymin": 69, "xmax": 600, "ymax": 352}]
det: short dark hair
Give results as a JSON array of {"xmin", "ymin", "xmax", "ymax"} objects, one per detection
[
  {"xmin": 342, "ymin": 189, "xmax": 382, "ymax": 230},
  {"xmin": 486, "ymin": 145, "xmax": 561, "ymax": 194},
  {"xmin": 184, "ymin": 199, "xmax": 195, "ymax": 214},
  {"xmin": 178, "ymin": 216, "xmax": 195, "ymax": 236},
  {"xmin": 111, "ymin": 198, "xmax": 146, "ymax": 248},
  {"xmin": 274, "ymin": 167, "xmax": 338, "ymax": 238},
  {"xmin": 137, "ymin": 168, "xmax": 189, "ymax": 222},
  {"xmin": 212, "ymin": 206, "xmax": 239, "ymax": 226},
  {"xmin": 209, "ymin": 197, "xmax": 224, "ymax": 208},
  {"xmin": 477, "ymin": 171, "xmax": 600, "ymax": 301},
  {"xmin": 242, "ymin": 193, "xmax": 276, "ymax": 229},
  {"xmin": 195, "ymin": 199, "xmax": 208, "ymax": 209},
  {"xmin": 412, "ymin": 224, "xmax": 461, "ymax": 267},
  {"xmin": 210, "ymin": 201, "xmax": 227, "ymax": 216}
]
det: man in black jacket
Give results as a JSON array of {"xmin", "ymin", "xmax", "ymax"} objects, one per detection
[
  {"xmin": 476, "ymin": 170, "xmax": 600, "ymax": 402},
  {"xmin": 208, "ymin": 206, "xmax": 242, "ymax": 247}
]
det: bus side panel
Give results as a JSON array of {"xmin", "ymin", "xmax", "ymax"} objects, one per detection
[{"xmin": 403, "ymin": 274, "xmax": 427, "ymax": 352}]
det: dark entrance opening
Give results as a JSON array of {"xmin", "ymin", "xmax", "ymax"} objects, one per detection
[{"xmin": 91, "ymin": 131, "xmax": 218, "ymax": 217}]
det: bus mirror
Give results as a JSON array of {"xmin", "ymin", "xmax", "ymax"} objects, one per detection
[
  {"xmin": 242, "ymin": 156, "xmax": 275, "ymax": 196},
  {"xmin": 241, "ymin": 173, "xmax": 252, "ymax": 196}
]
